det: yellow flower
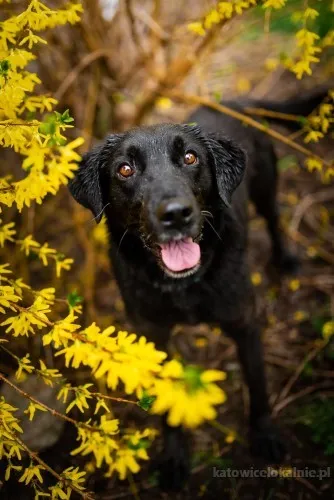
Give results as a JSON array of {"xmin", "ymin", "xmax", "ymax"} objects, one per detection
[
  {"xmin": 304, "ymin": 130, "xmax": 323, "ymax": 143},
  {"xmin": 0, "ymin": 285, "xmax": 21, "ymax": 313},
  {"xmin": 106, "ymin": 428, "xmax": 156, "ymax": 480},
  {"xmin": 212, "ymin": 326, "xmax": 222, "ymax": 336},
  {"xmin": 19, "ymin": 464, "xmax": 44, "ymax": 485},
  {"xmin": 24, "ymin": 401, "xmax": 47, "ymax": 421},
  {"xmin": 1, "ymin": 296, "xmax": 50, "ymax": 336},
  {"xmin": 15, "ymin": 354, "xmax": 34, "ymax": 380},
  {"xmin": 225, "ymin": 431, "xmax": 236, "ymax": 444},
  {"xmin": 55, "ymin": 257, "xmax": 74, "ymax": 278},
  {"xmin": 251, "ymin": 272, "xmax": 262, "ymax": 286},
  {"xmin": 188, "ymin": 22, "xmax": 205, "ymax": 36},
  {"xmin": 37, "ymin": 242, "xmax": 57, "ymax": 266},
  {"xmin": 307, "ymin": 246, "xmax": 317, "ymax": 258},
  {"xmin": 91, "ymin": 217, "xmax": 109, "ymax": 246},
  {"xmin": 305, "ymin": 157, "xmax": 323, "ymax": 172},
  {"xmin": 194, "ymin": 337, "xmax": 208, "ymax": 348},
  {"xmin": 322, "ymin": 321, "xmax": 334, "ymax": 341},
  {"xmin": 303, "ymin": 8, "xmax": 319, "ymax": 20},
  {"xmin": 108, "ymin": 448, "xmax": 141, "ymax": 480},
  {"xmin": 19, "ymin": 234, "xmax": 40, "ymax": 255},
  {"xmin": 151, "ymin": 361, "xmax": 226, "ymax": 428},
  {"xmin": 204, "ymin": 9, "xmax": 221, "ymax": 30},
  {"xmin": 265, "ymin": 58, "xmax": 279, "ymax": 71},
  {"xmin": 263, "ymin": 0, "xmax": 286, "ymax": 8},
  {"xmin": 71, "ymin": 416, "xmax": 119, "ymax": 468},
  {"xmin": 155, "ymin": 97, "xmax": 173, "ymax": 111},
  {"xmin": 217, "ymin": 2, "xmax": 234, "ymax": 18},
  {"xmin": 293, "ymin": 310, "xmax": 308, "ymax": 323},
  {"xmin": 289, "ymin": 279, "xmax": 300, "ymax": 292},
  {"xmin": 0, "ymin": 221, "xmax": 16, "ymax": 247},
  {"xmin": 236, "ymin": 77, "xmax": 251, "ymax": 94}
]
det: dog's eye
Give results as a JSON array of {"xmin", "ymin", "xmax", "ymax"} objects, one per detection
[
  {"xmin": 117, "ymin": 163, "xmax": 135, "ymax": 178},
  {"xmin": 184, "ymin": 152, "xmax": 198, "ymax": 165}
]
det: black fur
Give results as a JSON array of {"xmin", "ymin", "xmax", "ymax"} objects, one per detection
[{"xmin": 69, "ymin": 90, "xmax": 327, "ymax": 490}]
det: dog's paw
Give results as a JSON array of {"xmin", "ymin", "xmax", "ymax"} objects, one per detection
[
  {"xmin": 273, "ymin": 251, "xmax": 300, "ymax": 275},
  {"xmin": 155, "ymin": 445, "xmax": 190, "ymax": 491},
  {"xmin": 250, "ymin": 416, "xmax": 286, "ymax": 463}
]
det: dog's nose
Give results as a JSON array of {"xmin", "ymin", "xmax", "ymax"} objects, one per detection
[{"xmin": 157, "ymin": 198, "xmax": 194, "ymax": 229}]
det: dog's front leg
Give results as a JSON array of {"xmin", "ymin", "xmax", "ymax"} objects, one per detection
[
  {"xmin": 225, "ymin": 323, "xmax": 286, "ymax": 463},
  {"xmin": 154, "ymin": 416, "xmax": 190, "ymax": 491}
]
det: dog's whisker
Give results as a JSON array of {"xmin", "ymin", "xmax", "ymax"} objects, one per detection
[
  {"xmin": 201, "ymin": 210, "xmax": 214, "ymax": 219},
  {"xmin": 203, "ymin": 216, "xmax": 222, "ymax": 241},
  {"xmin": 89, "ymin": 202, "xmax": 110, "ymax": 223},
  {"xmin": 117, "ymin": 228, "xmax": 129, "ymax": 256}
]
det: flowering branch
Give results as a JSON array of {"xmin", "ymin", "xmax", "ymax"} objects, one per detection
[{"xmin": 166, "ymin": 90, "xmax": 332, "ymax": 169}]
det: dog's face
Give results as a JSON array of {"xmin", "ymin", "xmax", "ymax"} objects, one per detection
[{"xmin": 70, "ymin": 124, "xmax": 246, "ymax": 278}]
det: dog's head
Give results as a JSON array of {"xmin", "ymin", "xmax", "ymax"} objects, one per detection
[{"xmin": 69, "ymin": 124, "xmax": 246, "ymax": 278}]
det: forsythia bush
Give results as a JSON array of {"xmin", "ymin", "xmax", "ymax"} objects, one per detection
[
  {"xmin": 189, "ymin": 0, "xmax": 334, "ymax": 180},
  {"xmin": 0, "ymin": 2, "xmax": 227, "ymax": 498}
]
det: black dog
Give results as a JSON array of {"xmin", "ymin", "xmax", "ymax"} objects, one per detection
[{"xmin": 69, "ymin": 89, "xmax": 327, "ymax": 489}]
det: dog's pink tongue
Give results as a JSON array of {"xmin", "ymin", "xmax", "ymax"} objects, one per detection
[{"xmin": 160, "ymin": 238, "xmax": 200, "ymax": 272}]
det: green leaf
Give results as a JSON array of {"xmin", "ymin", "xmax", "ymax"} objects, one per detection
[
  {"xmin": 311, "ymin": 316, "xmax": 328, "ymax": 335},
  {"xmin": 297, "ymin": 397, "xmax": 334, "ymax": 456},
  {"xmin": 67, "ymin": 290, "xmax": 83, "ymax": 308},
  {"xmin": 127, "ymin": 438, "xmax": 150, "ymax": 451},
  {"xmin": 277, "ymin": 155, "xmax": 298, "ymax": 171},
  {"xmin": 0, "ymin": 60, "xmax": 11, "ymax": 77},
  {"xmin": 302, "ymin": 362, "xmax": 313, "ymax": 377},
  {"xmin": 137, "ymin": 392, "xmax": 156, "ymax": 411},
  {"xmin": 39, "ymin": 120, "xmax": 56, "ymax": 136},
  {"xmin": 213, "ymin": 91, "xmax": 221, "ymax": 102},
  {"xmin": 60, "ymin": 109, "xmax": 74, "ymax": 124}
]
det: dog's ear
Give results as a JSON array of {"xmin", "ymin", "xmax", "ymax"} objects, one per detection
[
  {"xmin": 206, "ymin": 133, "xmax": 247, "ymax": 207},
  {"xmin": 69, "ymin": 135, "xmax": 121, "ymax": 222}
]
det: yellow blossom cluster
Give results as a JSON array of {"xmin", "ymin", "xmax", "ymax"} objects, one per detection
[
  {"xmin": 304, "ymin": 100, "xmax": 334, "ymax": 144},
  {"xmin": 189, "ymin": 2, "xmax": 333, "ymax": 84},
  {"xmin": 0, "ymin": 0, "xmax": 84, "ymax": 212},
  {"xmin": 188, "ymin": 0, "xmax": 257, "ymax": 36}
]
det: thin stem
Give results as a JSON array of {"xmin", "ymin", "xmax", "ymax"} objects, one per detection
[
  {"xmin": 0, "ymin": 344, "xmax": 137, "ymax": 407},
  {"xmin": 209, "ymin": 419, "xmax": 246, "ymax": 445},
  {"xmin": 0, "ymin": 372, "xmax": 98, "ymax": 433},
  {"xmin": 90, "ymin": 391, "xmax": 137, "ymax": 405},
  {"xmin": 8, "ymin": 432, "xmax": 94, "ymax": 500}
]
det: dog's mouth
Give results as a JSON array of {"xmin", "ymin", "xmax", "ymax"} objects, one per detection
[{"xmin": 158, "ymin": 237, "xmax": 201, "ymax": 279}]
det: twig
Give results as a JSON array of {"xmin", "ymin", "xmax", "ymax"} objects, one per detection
[
  {"xmin": 6, "ymin": 432, "xmax": 93, "ymax": 499},
  {"xmin": 272, "ymin": 381, "xmax": 334, "ymax": 416},
  {"xmin": 132, "ymin": 14, "xmax": 227, "ymax": 125},
  {"xmin": 0, "ymin": 372, "xmax": 99, "ymax": 433},
  {"xmin": 244, "ymin": 106, "xmax": 302, "ymax": 122},
  {"xmin": 275, "ymin": 340, "xmax": 328, "ymax": 404},
  {"xmin": 124, "ymin": 0, "xmax": 147, "ymax": 56},
  {"xmin": 0, "ymin": 122, "xmax": 39, "ymax": 127},
  {"xmin": 90, "ymin": 391, "xmax": 137, "ymax": 405},
  {"xmin": 54, "ymin": 49, "xmax": 114, "ymax": 101},
  {"xmin": 290, "ymin": 189, "xmax": 334, "ymax": 233},
  {"xmin": 134, "ymin": 5, "xmax": 169, "ymax": 41},
  {"xmin": 288, "ymin": 228, "xmax": 334, "ymax": 264},
  {"xmin": 0, "ymin": 344, "xmax": 137, "ymax": 409}
]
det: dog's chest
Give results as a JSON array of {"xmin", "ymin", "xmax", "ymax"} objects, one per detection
[{"xmin": 131, "ymin": 276, "xmax": 244, "ymax": 327}]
